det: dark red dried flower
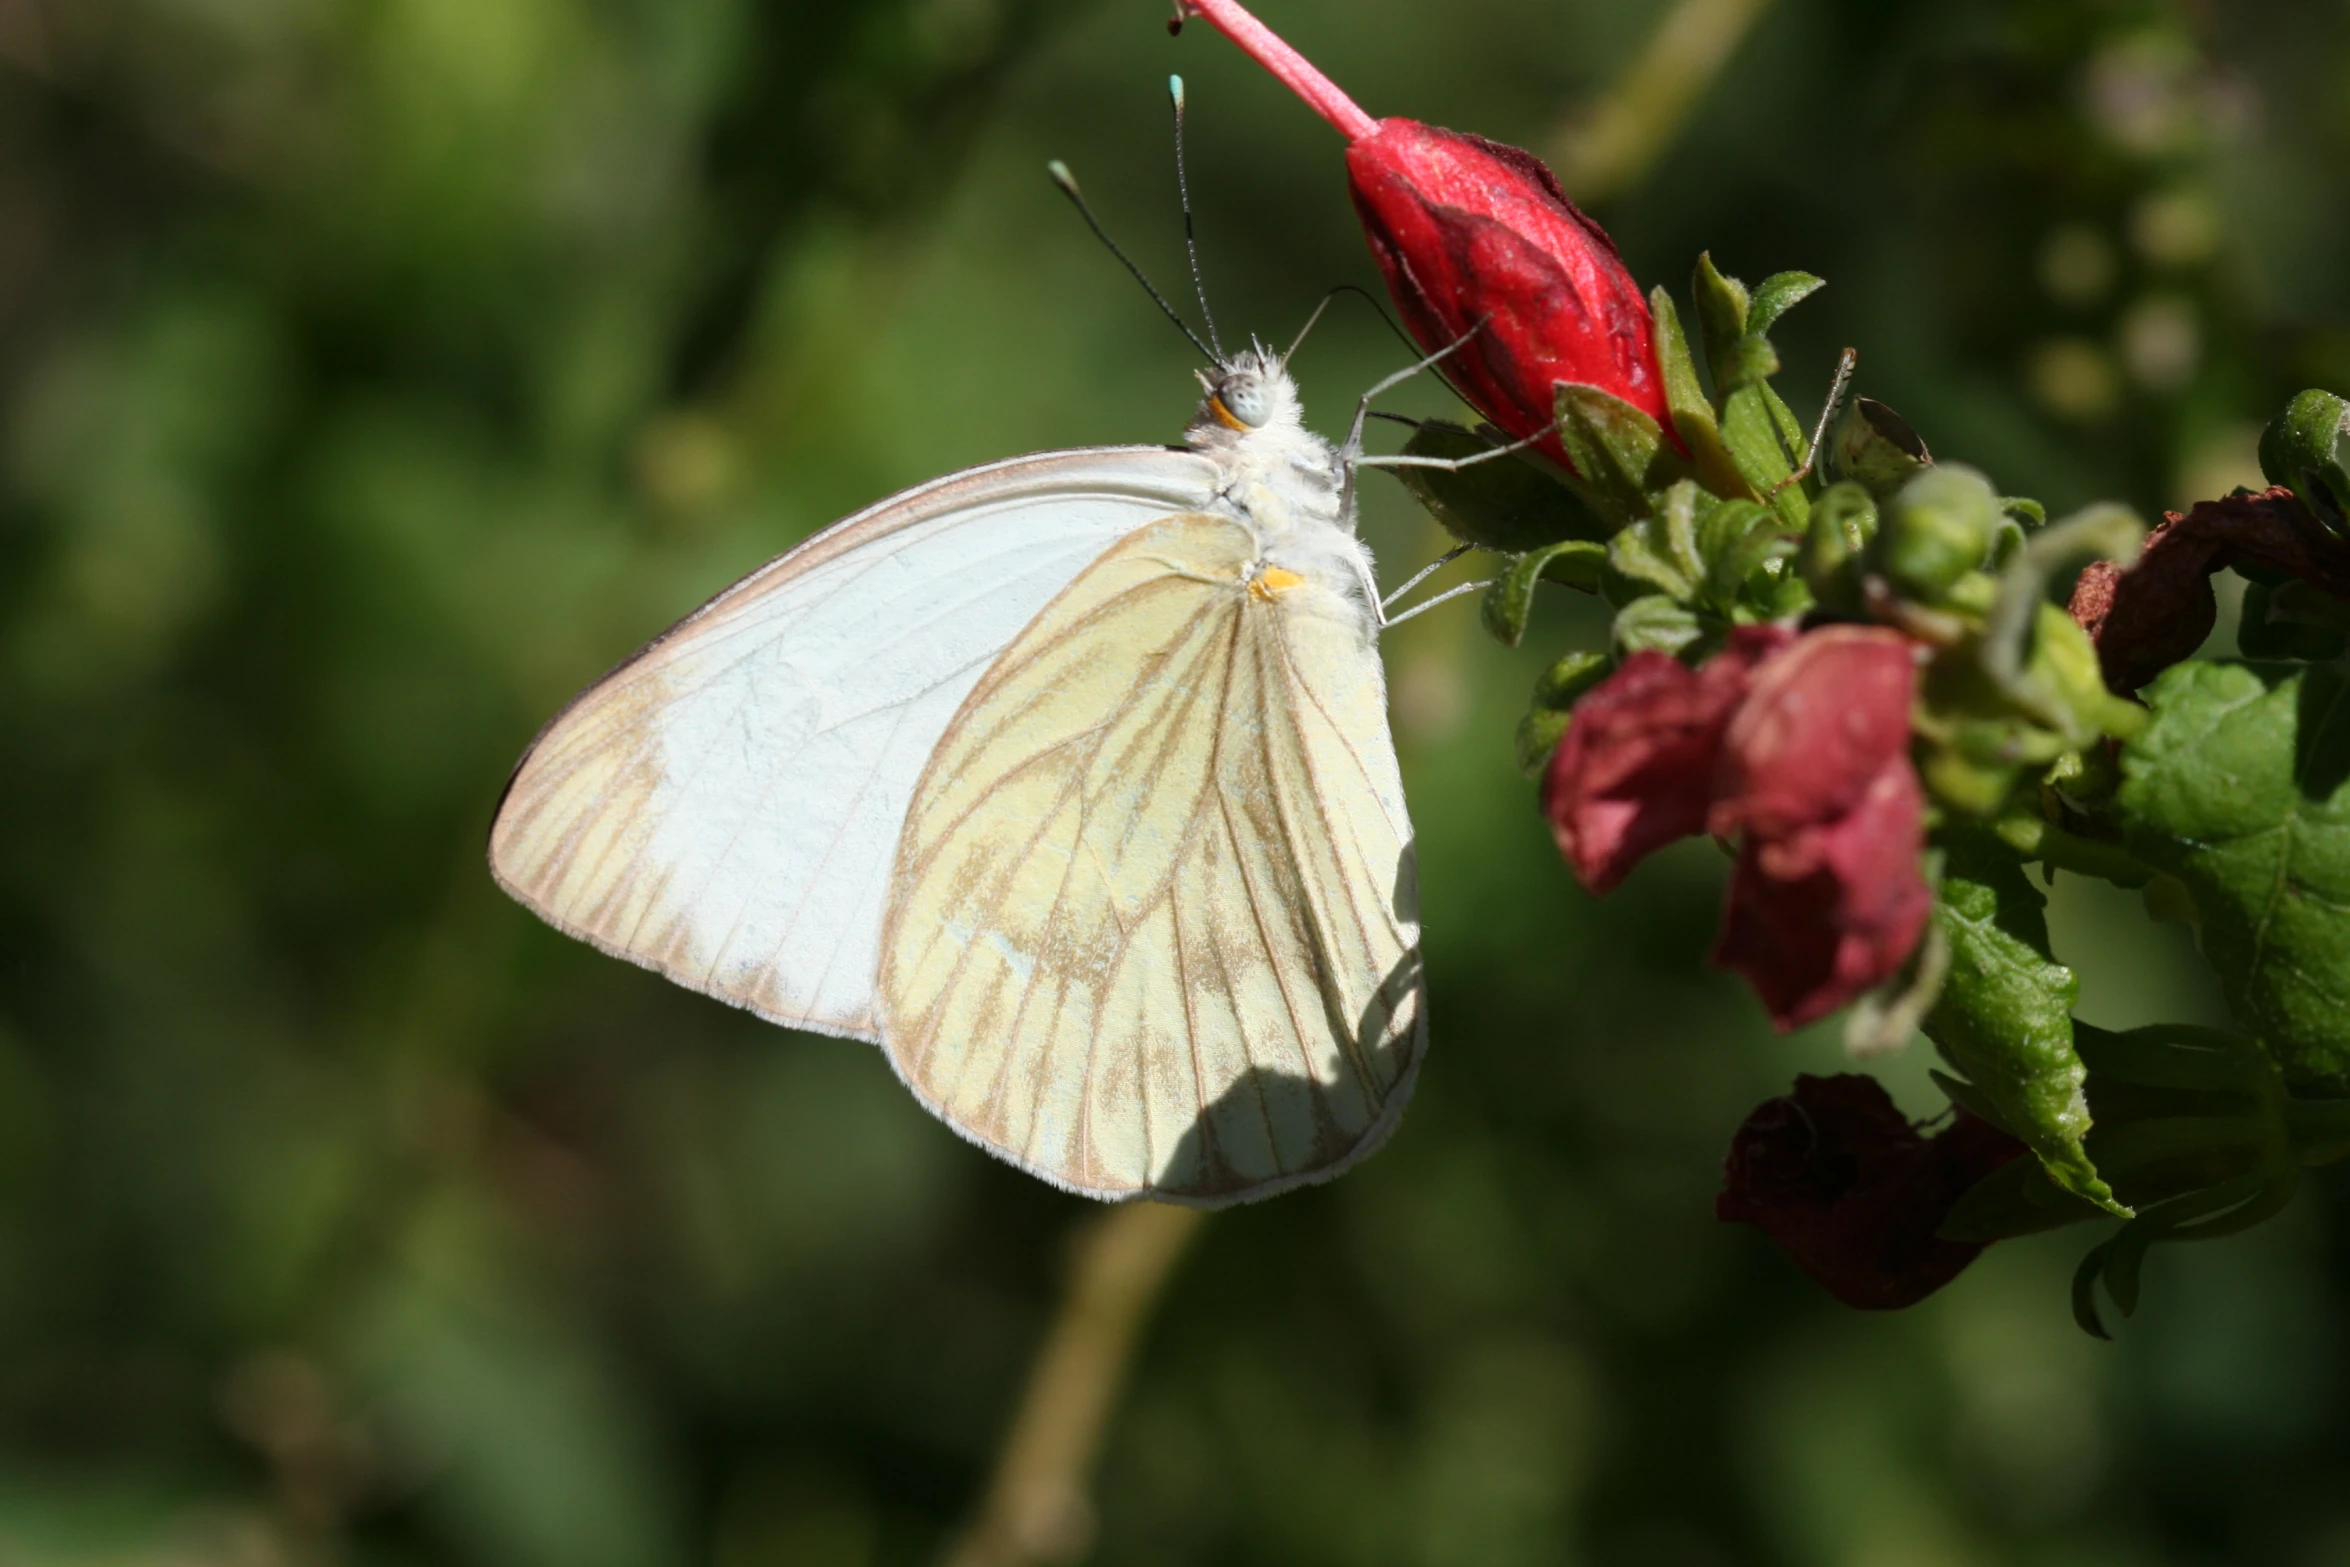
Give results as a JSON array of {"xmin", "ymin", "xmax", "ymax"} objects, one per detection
[
  {"xmin": 1717, "ymin": 1074, "xmax": 2028, "ymax": 1310},
  {"xmin": 2069, "ymin": 487, "xmax": 2350, "ymax": 693}
]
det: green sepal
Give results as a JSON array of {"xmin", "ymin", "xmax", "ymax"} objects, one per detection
[
  {"xmin": 1532, "ymin": 648, "xmax": 1614, "ymax": 710},
  {"xmin": 1553, "ymin": 384, "xmax": 1689, "ymax": 525},
  {"xmin": 1971, "ymin": 500, "xmax": 2149, "ymax": 742},
  {"xmin": 1648, "ymin": 288, "xmax": 1755, "ymax": 502},
  {"xmin": 1611, "ymin": 594, "xmax": 1704, "ymax": 657},
  {"xmin": 1745, "ymin": 271, "xmax": 1826, "ymax": 338},
  {"xmin": 1691, "ymin": 252, "xmax": 1750, "ymax": 377},
  {"xmin": 2258, "ymin": 388, "xmax": 2350, "ymax": 532},
  {"xmin": 1801, "ymin": 481, "xmax": 1877, "ymax": 612},
  {"xmin": 1604, "ymin": 480, "xmax": 1705, "ymax": 603},
  {"xmin": 1516, "ymin": 708, "xmax": 1570, "ymax": 779},
  {"xmin": 1389, "ymin": 420, "xmax": 1607, "ymax": 553},
  {"xmin": 1695, "ymin": 498, "xmax": 1790, "ymax": 618},
  {"xmin": 1515, "ymin": 650, "xmax": 1614, "ymax": 777},
  {"xmin": 1923, "ymin": 832, "xmax": 2125, "ymax": 1215},
  {"xmin": 2117, "ymin": 660, "xmax": 2350, "ymax": 1087},
  {"xmin": 1832, "ymin": 396, "xmax": 1933, "ymax": 500},
  {"xmin": 1720, "ymin": 381, "xmax": 1812, "ymax": 528},
  {"xmin": 1479, "ymin": 540, "xmax": 1606, "ymax": 648}
]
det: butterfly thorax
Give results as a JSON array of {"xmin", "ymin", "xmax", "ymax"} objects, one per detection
[{"xmin": 1184, "ymin": 347, "xmax": 1375, "ymax": 625}]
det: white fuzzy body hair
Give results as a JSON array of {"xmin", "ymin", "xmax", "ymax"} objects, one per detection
[{"xmin": 1183, "ymin": 346, "xmax": 1381, "ymax": 629}]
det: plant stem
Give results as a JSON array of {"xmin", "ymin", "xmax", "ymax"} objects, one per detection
[
  {"xmin": 1175, "ymin": 0, "xmax": 1378, "ymax": 141},
  {"xmin": 1550, "ymin": 0, "xmax": 1774, "ymax": 201},
  {"xmin": 942, "ymin": 1202, "xmax": 1206, "ymax": 1567}
]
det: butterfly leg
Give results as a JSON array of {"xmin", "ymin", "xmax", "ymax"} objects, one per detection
[
  {"xmin": 1379, "ymin": 543, "xmax": 1472, "ymax": 612},
  {"xmin": 1340, "ymin": 315, "xmax": 1490, "ymax": 461},
  {"xmin": 1767, "ymin": 345, "xmax": 1858, "ymax": 499}
]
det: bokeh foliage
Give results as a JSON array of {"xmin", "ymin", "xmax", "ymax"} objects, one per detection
[{"xmin": 2, "ymin": 0, "xmax": 2349, "ymax": 1563}]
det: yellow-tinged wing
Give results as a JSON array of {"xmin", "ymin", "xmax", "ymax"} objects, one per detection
[{"xmin": 877, "ymin": 512, "xmax": 1424, "ymax": 1204}]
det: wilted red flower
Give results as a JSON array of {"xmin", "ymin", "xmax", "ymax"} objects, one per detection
[
  {"xmin": 1714, "ymin": 760, "xmax": 1931, "ymax": 1029},
  {"xmin": 1542, "ymin": 626, "xmax": 1792, "ymax": 891},
  {"xmin": 1541, "ymin": 625, "xmax": 1929, "ymax": 1029},
  {"xmin": 2069, "ymin": 486, "xmax": 2350, "ymax": 693},
  {"xmin": 1175, "ymin": 0, "xmax": 1669, "ymax": 470},
  {"xmin": 1718, "ymin": 1074, "xmax": 2027, "ymax": 1309},
  {"xmin": 1707, "ymin": 627, "xmax": 1930, "ymax": 1029},
  {"xmin": 1708, "ymin": 627, "xmax": 1920, "ymax": 842}
]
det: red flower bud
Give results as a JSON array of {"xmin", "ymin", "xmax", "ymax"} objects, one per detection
[
  {"xmin": 1542, "ymin": 627, "xmax": 1791, "ymax": 892},
  {"xmin": 1176, "ymin": 0, "xmax": 1668, "ymax": 471},
  {"xmin": 1717, "ymin": 1073, "xmax": 2027, "ymax": 1310},
  {"xmin": 1346, "ymin": 121, "xmax": 1671, "ymax": 467}
]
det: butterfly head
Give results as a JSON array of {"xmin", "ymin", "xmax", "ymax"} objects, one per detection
[{"xmin": 1189, "ymin": 345, "xmax": 1304, "ymax": 452}]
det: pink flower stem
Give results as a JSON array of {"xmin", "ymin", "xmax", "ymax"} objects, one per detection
[{"xmin": 1176, "ymin": 0, "xmax": 1379, "ymax": 142}]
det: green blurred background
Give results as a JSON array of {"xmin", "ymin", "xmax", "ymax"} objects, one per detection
[{"xmin": 2, "ymin": 0, "xmax": 2346, "ymax": 1562}]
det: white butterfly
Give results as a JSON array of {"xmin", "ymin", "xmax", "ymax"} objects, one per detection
[{"xmin": 489, "ymin": 345, "xmax": 1438, "ymax": 1205}]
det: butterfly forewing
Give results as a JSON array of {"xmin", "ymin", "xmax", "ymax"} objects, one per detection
[
  {"xmin": 878, "ymin": 512, "xmax": 1425, "ymax": 1204},
  {"xmin": 489, "ymin": 447, "xmax": 1219, "ymax": 1040}
]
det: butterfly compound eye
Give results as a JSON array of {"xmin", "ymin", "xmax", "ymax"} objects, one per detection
[{"xmin": 1213, "ymin": 372, "xmax": 1270, "ymax": 429}]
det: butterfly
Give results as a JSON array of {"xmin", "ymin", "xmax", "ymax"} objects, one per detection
[{"xmin": 489, "ymin": 340, "xmax": 1440, "ymax": 1207}]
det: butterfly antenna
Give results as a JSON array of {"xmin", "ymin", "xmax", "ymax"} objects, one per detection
[
  {"xmin": 1047, "ymin": 159, "xmax": 1218, "ymax": 364},
  {"xmin": 1169, "ymin": 75, "xmax": 1225, "ymax": 361},
  {"xmin": 1282, "ymin": 289, "xmax": 1337, "ymax": 364}
]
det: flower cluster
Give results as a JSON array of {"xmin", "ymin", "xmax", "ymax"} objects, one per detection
[
  {"xmin": 1544, "ymin": 626, "xmax": 1931, "ymax": 1029},
  {"xmin": 1185, "ymin": 0, "xmax": 2350, "ymax": 1330}
]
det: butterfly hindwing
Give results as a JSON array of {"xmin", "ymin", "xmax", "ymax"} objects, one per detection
[{"xmin": 877, "ymin": 511, "xmax": 1425, "ymax": 1204}]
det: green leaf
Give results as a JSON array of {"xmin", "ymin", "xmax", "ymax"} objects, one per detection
[
  {"xmin": 1605, "ymin": 480, "xmax": 1705, "ymax": 602},
  {"xmin": 1389, "ymin": 420, "xmax": 1606, "ymax": 553},
  {"xmin": 1479, "ymin": 540, "xmax": 1606, "ymax": 648},
  {"xmin": 1552, "ymin": 384, "xmax": 1688, "ymax": 524},
  {"xmin": 1610, "ymin": 594, "xmax": 1703, "ymax": 657},
  {"xmin": 1648, "ymin": 288, "xmax": 1755, "ymax": 502},
  {"xmin": 2240, "ymin": 578, "xmax": 2350, "ymax": 661},
  {"xmin": 1924, "ymin": 832, "xmax": 2124, "ymax": 1214},
  {"xmin": 1744, "ymin": 271, "xmax": 1826, "ymax": 337},
  {"xmin": 1939, "ymin": 1150, "xmax": 2106, "ymax": 1243},
  {"xmin": 2117, "ymin": 660, "xmax": 2350, "ymax": 1086},
  {"xmin": 1516, "ymin": 651, "xmax": 1614, "ymax": 777}
]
